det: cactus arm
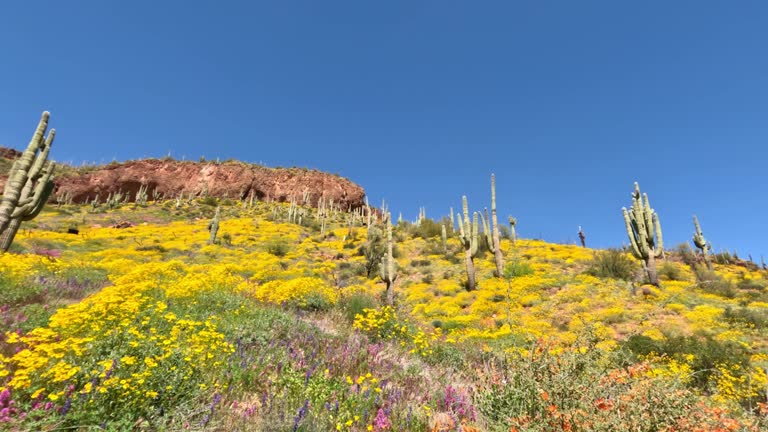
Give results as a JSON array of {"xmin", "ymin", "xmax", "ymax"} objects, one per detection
[
  {"xmin": 471, "ymin": 212, "xmax": 479, "ymax": 257},
  {"xmin": 481, "ymin": 208, "xmax": 494, "ymax": 252},
  {"xmin": 623, "ymin": 207, "xmax": 643, "ymax": 259},
  {"xmin": 19, "ymin": 180, "xmax": 54, "ymax": 221},
  {"xmin": 653, "ymin": 213, "xmax": 664, "ymax": 258}
]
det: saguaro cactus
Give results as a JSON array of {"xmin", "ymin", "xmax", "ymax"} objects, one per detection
[
  {"xmin": 208, "ymin": 206, "xmax": 221, "ymax": 244},
  {"xmin": 578, "ymin": 226, "xmax": 586, "ymax": 248},
  {"xmin": 692, "ymin": 215, "xmax": 713, "ymax": 270},
  {"xmin": 622, "ymin": 182, "xmax": 664, "ymax": 286},
  {"xmin": 488, "ymin": 174, "xmax": 504, "ymax": 276},
  {"xmin": 0, "ymin": 112, "xmax": 56, "ymax": 252},
  {"xmin": 458, "ymin": 196, "xmax": 480, "ymax": 291},
  {"xmin": 508, "ymin": 216, "xmax": 517, "ymax": 244},
  {"xmin": 441, "ymin": 224, "xmax": 448, "ymax": 254},
  {"xmin": 379, "ymin": 212, "xmax": 398, "ymax": 305}
]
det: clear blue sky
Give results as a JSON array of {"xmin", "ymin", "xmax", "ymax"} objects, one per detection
[{"xmin": 1, "ymin": 1, "xmax": 767, "ymax": 258}]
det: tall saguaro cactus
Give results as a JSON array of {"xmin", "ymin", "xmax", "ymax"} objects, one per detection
[
  {"xmin": 692, "ymin": 215, "xmax": 713, "ymax": 270},
  {"xmin": 379, "ymin": 212, "xmax": 398, "ymax": 305},
  {"xmin": 622, "ymin": 182, "xmax": 664, "ymax": 286},
  {"xmin": 458, "ymin": 196, "xmax": 479, "ymax": 291},
  {"xmin": 0, "ymin": 112, "xmax": 56, "ymax": 252},
  {"xmin": 488, "ymin": 174, "xmax": 504, "ymax": 276}
]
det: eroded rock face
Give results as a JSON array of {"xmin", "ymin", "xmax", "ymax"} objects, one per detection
[{"xmin": 0, "ymin": 149, "xmax": 366, "ymax": 209}]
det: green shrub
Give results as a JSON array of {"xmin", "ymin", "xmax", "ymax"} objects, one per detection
[
  {"xmin": 339, "ymin": 292, "xmax": 378, "ymax": 322},
  {"xmin": 675, "ymin": 243, "xmax": 698, "ymax": 268},
  {"xmin": 200, "ymin": 196, "xmax": 219, "ymax": 207},
  {"xmin": 723, "ymin": 306, "xmax": 768, "ymax": 329},
  {"xmin": 585, "ymin": 249, "xmax": 638, "ymax": 281},
  {"xmin": 266, "ymin": 240, "xmax": 290, "ymax": 257},
  {"xmin": 693, "ymin": 266, "xmax": 736, "ymax": 298},
  {"xmin": 503, "ymin": 260, "xmax": 535, "ymax": 279},
  {"xmin": 477, "ymin": 332, "xmax": 699, "ymax": 431},
  {"xmin": 622, "ymin": 334, "xmax": 751, "ymax": 390},
  {"xmin": 658, "ymin": 262, "xmax": 686, "ymax": 281},
  {"xmin": 407, "ymin": 218, "xmax": 443, "ymax": 240}
]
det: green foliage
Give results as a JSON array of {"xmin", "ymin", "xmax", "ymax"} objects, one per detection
[
  {"xmin": 266, "ymin": 239, "xmax": 291, "ymax": 257},
  {"xmin": 200, "ymin": 196, "xmax": 219, "ymax": 207},
  {"xmin": 478, "ymin": 332, "xmax": 696, "ymax": 432},
  {"xmin": 585, "ymin": 249, "xmax": 638, "ymax": 281},
  {"xmin": 358, "ymin": 226, "xmax": 385, "ymax": 278},
  {"xmin": 658, "ymin": 262, "xmax": 685, "ymax": 281},
  {"xmin": 503, "ymin": 260, "xmax": 534, "ymax": 279},
  {"xmin": 693, "ymin": 266, "xmax": 736, "ymax": 298},
  {"xmin": 723, "ymin": 306, "xmax": 768, "ymax": 330},
  {"xmin": 675, "ymin": 243, "xmax": 698, "ymax": 268},
  {"xmin": 339, "ymin": 291, "xmax": 378, "ymax": 322},
  {"xmin": 622, "ymin": 334, "xmax": 751, "ymax": 390},
  {"xmin": 405, "ymin": 217, "xmax": 443, "ymax": 239},
  {"xmin": 0, "ymin": 274, "xmax": 43, "ymax": 306}
]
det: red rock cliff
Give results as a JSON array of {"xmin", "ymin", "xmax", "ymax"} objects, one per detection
[{"xmin": 0, "ymin": 151, "xmax": 366, "ymax": 209}]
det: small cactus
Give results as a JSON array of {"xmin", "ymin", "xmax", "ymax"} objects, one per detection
[
  {"xmin": 135, "ymin": 184, "xmax": 148, "ymax": 205},
  {"xmin": 508, "ymin": 216, "xmax": 517, "ymax": 244},
  {"xmin": 441, "ymin": 224, "xmax": 447, "ymax": 254},
  {"xmin": 692, "ymin": 215, "xmax": 712, "ymax": 270},
  {"xmin": 208, "ymin": 206, "xmax": 221, "ymax": 245}
]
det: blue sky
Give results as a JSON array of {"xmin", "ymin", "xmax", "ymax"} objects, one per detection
[{"xmin": 1, "ymin": 1, "xmax": 767, "ymax": 258}]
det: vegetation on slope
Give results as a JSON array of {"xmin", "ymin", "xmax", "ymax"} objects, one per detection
[{"xmin": 0, "ymin": 197, "xmax": 767, "ymax": 431}]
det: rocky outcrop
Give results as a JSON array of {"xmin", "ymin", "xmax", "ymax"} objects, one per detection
[{"xmin": 0, "ymin": 149, "xmax": 366, "ymax": 209}]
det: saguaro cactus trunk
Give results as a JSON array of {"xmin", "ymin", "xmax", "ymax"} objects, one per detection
[
  {"xmin": 458, "ymin": 196, "xmax": 479, "ymax": 291},
  {"xmin": 0, "ymin": 112, "xmax": 56, "ymax": 252},
  {"xmin": 489, "ymin": 174, "xmax": 504, "ymax": 276},
  {"xmin": 379, "ymin": 212, "xmax": 398, "ymax": 305}
]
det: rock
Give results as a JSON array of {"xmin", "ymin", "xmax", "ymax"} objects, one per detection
[{"xmin": 0, "ymin": 149, "xmax": 366, "ymax": 210}]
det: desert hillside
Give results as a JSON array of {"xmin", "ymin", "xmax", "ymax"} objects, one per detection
[{"xmin": 1, "ymin": 177, "xmax": 767, "ymax": 430}]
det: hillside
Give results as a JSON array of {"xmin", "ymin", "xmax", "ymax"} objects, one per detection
[{"xmin": 1, "ymin": 194, "xmax": 767, "ymax": 431}]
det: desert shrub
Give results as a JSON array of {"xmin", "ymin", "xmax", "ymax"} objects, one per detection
[
  {"xmin": 503, "ymin": 260, "xmax": 534, "ymax": 279},
  {"xmin": 736, "ymin": 276, "xmax": 766, "ymax": 291},
  {"xmin": 200, "ymin": 196, "xmax": 219, "ymax": 207},
  {"xmin": 658, "ymin": 262, "xmax": 685, "ymax": 281},
  {"xmin": 357, "ymin": 226, "xmax": 385, "ymax": 278},
  {"xmin": 622, "ymin": 334, "xmax": 751, "ymax": 390},
  {"xmin": 675, "ymin": 243, "xmax": 698, "ymax": 268},
  {"xmin": 0, "ymin": 274, "xmax": 44, "ymax": 306},
  {"xmin": 339, "ymin": 291, "xmax": 378, "ymax": 322},
  {"xmin": 135, "ymin": 244, "xmax": 168, "ymax": 253},
  {"xmin": 265, "ymin": 240, "xmax": 290, "ymax": 257},
  {"xmin": 693, "ymin": 266, "xmax": 736, "ymax": 298},
  {"xmin": 477, "ymin": 333, "xmax": 700, "ymax": 432},
  {"xmin": 723, "ymin": 306, "xmax": 768, "ymax": 329},
  {"xmin": 410, "ymin": 259, "xmax": 431, "ymax": 267},
  {"xmin": 407, "ymin": 218, "xmax": 443, "ymax": 240},
  {"xmin": 424, "ymin": 342, "xmax": 466, "ymax": 369},
  {"xmin": 585, "ymin": 249, "xmax": 638, "ymax": 281}
]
